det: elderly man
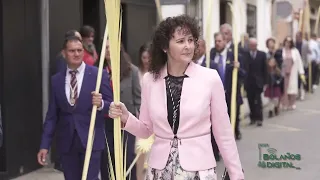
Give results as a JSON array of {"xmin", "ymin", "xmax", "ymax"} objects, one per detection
[{"xmin": 245, "ymin": 38, "xmax": 267, "ymax": 126}]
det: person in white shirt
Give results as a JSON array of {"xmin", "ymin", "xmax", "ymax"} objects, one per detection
[{"xmin": 309, "ymin": 33, "xmax": 320, "ymax": 89}]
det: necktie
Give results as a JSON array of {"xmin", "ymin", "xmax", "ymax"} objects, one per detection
[
  {"xmin": 251, "ymin": 51, "xmax": 256, "ymax": 59},
  {"xmin": 218, "ymin": 54, "xmax": 225, "ymax": 86},
  {"xmin": 69, "ymin": 70, "xmax": 78, "ymax": 105}
]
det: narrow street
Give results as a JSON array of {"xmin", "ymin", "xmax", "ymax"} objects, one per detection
[
  {"xmin": 216, "ymin": 90, "xmax": 320, "ymax": 180},
  {"xmin": 13, "ymin": 90, "xmax": 320, "ymax": 180}
]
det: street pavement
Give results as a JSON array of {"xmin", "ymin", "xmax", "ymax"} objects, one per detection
[{"xmin": 12, "ymin": 91, "xmax": 319, "ymax": 180}]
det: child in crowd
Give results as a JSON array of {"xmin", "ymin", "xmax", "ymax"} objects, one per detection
[{"xmin": 264, "ymin": 57, "xmax": 283, "ymax": 117}]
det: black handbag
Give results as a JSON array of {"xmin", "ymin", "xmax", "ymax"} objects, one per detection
[
  {"xmin": 222, "ymin": 168, "xmax": 244, "ymax": 180},
  {"xmin": 222, "ymin": 169, "xmax": 230, "ymax": 180}
]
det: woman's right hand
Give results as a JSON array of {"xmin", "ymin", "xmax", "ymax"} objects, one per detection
[{"xmin": 109, "ymin": 102, "xmax": 129, "ymax": 123}]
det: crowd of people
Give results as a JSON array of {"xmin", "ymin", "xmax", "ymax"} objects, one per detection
[{"xmin": 36, "ymin": 14, "xmax": 320, "ymax": 180}]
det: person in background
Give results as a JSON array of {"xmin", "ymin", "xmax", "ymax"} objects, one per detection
[
  {"xmin": 208, "ymin": 32, "xmax": 246, "ymax": 165},
  {"xmin": 309, "ymin": 33, "xmax": 320, "ymax": 90},
  {"xmin": 264, "ymin": 57, "xmax": 282, "ymax": 117},
  {"xmin": 136, "ymin": 42, "xmax": 152, "ymax": 180},
  {"xmin": 295, "ymin": 32, "xmax": 310, "ymax": 100},
  {"xmin": 138, "ymin": 42, "xmax": 152, "ymax": 84},
  {"xmin": 56, "ymin": 30, "xmax": 82, "ymax": 73},
  {"xmin": 108, "ymin": 15, "xmax": 244, "ymax": 180},
  {"xmin": 80, "ymin": 25, "xmax": 98, "ymax": 66},
  {"xmin": 37, "ymin": 36, "xmax": 113, "ymax": 180},
  {"xmin": 245, "ymin": 38, "xmax": 267, "ymax": 126},
  {"xmin": 266, "ymin": 37, "xmax": 283, "ymax": 113},
  {"xmin": 239, "ymin": 33, "xmax": 249, "ymax": 51},
  {"xmin": 266, "ymin": 37, "xmax": 283, "ymax": 66},
  {"xmin": 281, "ymin": 36, "xmax": 305, "ymax": 110},
  {"xmin": 99, "ymin": 39, "xmax": 141, "ymax": 180},
  {"xmin": 210, "ymin": 32, "xmax": 246, "ymax": 140}
]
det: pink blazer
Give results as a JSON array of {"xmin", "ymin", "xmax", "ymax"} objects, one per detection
[{"xmin": 123, "ymin": 62, "xmax": 244, "ymax": 180}]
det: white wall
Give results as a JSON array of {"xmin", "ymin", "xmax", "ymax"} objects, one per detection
[
  {"xmin": 161, "ymin": 5, "xmax": 185, "ymax": 19},
  {"xmin": 202, "ymin": 0, "xmax": 220, "ymax": 49},
  {"xmin": 232, "ymin": 0, "xmax": 247, "ymax": 44},
  {"xmin": 257, "ymin": 0, "xmax": 272, "ymax": 51}
]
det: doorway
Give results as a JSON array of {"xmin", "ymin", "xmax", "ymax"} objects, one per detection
[{"xmin": 82, "ymin": 0, "xmax": 101, "ymax": 48}]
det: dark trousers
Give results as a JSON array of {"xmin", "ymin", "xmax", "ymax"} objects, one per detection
[
  {"xmin": 211, "ymin": 95, "xmax": 241, "ymax": 158},
  {"xmin": 303, "ymin": 67, "xmax": 312, "ymax": 92},
  {"xmin": 101, "ymin": 130, "xmax": 137, "ymax": 180},
  {"xmin": 54, "ymin": 155, "xmax": 63, "ymax": 171},
  {"xmin": 60, "ymin": 131, "xmax": 102, "ymax": 180},
  {"xmin": 247, "ymin": 88, "xmax": 263, "ymax": 122},
  {"xmin": 312, "ymin": 61, "xmax": 319, "ymax": 85}
]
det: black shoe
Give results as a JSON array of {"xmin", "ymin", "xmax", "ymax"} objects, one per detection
[
  {"xmin": 54, "ymin": 161, "xmax": 63, "ymax": 172},
  {"xmin": 274, "ymin": 107, "xmax": 279, "ymax": 116},
  {"xmin": 249, "ymin": 121, "xmax": 256, "ymax": 125},
  {"xmin": 235, "ymin": 132, "xmax": 242, "ymax": 140},
  {"xmin": 268, "ymin": 110, "xmax": 273, "ymax": 118},
  {"xmin": 257, "ymin": 121, "xmax": 263, "ymax": 126}
]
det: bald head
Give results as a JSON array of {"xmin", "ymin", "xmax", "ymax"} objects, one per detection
[
  {"xmin": 249, "ymin": 38, "xmax": 257, "ymax": 44},
  {"xmin": 249, "ymin": 38, "xmax": 257, "ymax": 51},
  {"xmin": 220, "ymin": 23, "xmax": 232, "ymax": 43}
]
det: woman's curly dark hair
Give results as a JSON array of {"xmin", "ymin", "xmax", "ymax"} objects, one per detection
[{"xmin": 150, "ymin": 15, "xmax": 200, "ymax": 80}]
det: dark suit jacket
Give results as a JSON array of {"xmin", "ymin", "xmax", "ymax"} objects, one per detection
[
  {"xmin": 244, "ymin": 50, "xmax": 268, "ymax": 92},
  {"xmin": 229, "ymin": 43, "xmax": 249, "ymax": 57},
  {"xmin": 40, "ymin": 65, "xmax": 113, "ymax": 153},
  {"xmin": 209, "ymin": 48, "xmax": 247, "ymax": 105}
]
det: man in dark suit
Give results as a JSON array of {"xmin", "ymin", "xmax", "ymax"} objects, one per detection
[
  {"xmin": 37, "ymin": 36, "xmax": 113, "ymax": 180},
  {"xmin": 220, "ymin": 23, "xmax": 249, "ymax": 57},
  {"xmin": 245, "ymin": 38, "xmax": 267, "ymax": 126},
  {"xmin": 208, "ymin": 32, "xmax": 246, "ymax": 161},
  {"xmin": 210, "ymin": 32, "xmax": 246, "ymax": 139}
]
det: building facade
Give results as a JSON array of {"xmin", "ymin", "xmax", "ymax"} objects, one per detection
[
  {"xmin": 161, "ymin": 0, "xmax": 272, "ymax": 51},
  {"xmin": 272, "ymin": 0, "xmax": 320, "ymax": 44}
]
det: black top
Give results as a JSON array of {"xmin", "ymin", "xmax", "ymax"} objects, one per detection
[{"xmin": 165, "ymin": 74, "xmax": 187, "ymax": 135}]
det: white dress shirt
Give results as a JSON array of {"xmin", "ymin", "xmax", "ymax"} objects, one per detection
[
  {"xmin": 65, "ymin": 62, "xmax": 85, "ymax": 104},
  {"xmin": 309, "ymin": 39, "xmax": 320, "ymax": 62},
  {"xmin": 197, "ymin": 55, "xmax": 205, "ymax": 65},
  {"xmin": 226, "ymin": 41, "xmax": 232, "ymax": 50},
  {"xmin": 65, "ymin": 62, "xmax": 103, "ymax": 109}
]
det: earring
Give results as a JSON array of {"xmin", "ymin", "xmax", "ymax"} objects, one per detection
[{"xmin": 164, "ymin": 50, "xmax": 167, "ymax": 53}]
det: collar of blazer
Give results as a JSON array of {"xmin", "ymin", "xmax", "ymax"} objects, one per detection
[{"xmin": 159, "ymin": 61, "xmax": 197, "ymax": 79}]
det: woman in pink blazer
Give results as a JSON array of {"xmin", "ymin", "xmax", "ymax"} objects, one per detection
[{"xmin": 109, "ymin": 15, "xmax": 244, "ymax": 180}]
